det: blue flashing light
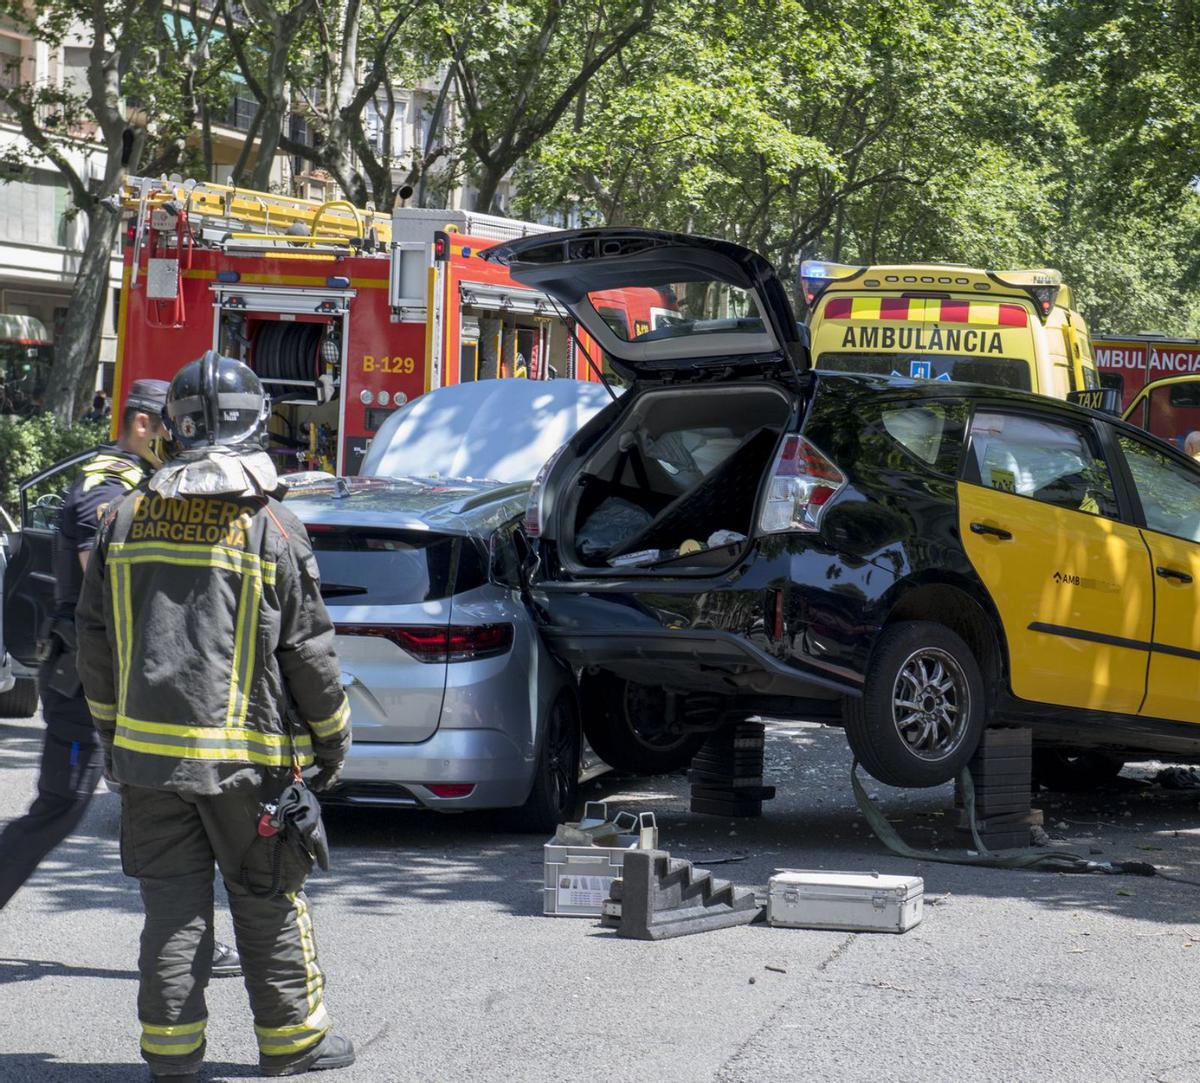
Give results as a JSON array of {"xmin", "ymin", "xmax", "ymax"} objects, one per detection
[
  {"xmin": 462, "ymin": 247, "xmax": 472, "ymax": 258},
  {"xmin": 217, "ymin": 271, "xmax": 240, "ymax": 283},
  {"xmin": 802, "ymin": 262, "xmax": 837, "ymax": 280},
  {"xmin": 327, "ymin": 275, "xmax": 350, "ymax": 288}
]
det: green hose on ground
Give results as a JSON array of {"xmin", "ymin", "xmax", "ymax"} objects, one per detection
[{"xmin": 850, "ymin": 761, "xmax": 1161, "ymax": 877}]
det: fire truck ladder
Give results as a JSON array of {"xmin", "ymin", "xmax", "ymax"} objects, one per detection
[{"xmin": 121, "ymin": 175, "xmax": 393, "ymax": 257}]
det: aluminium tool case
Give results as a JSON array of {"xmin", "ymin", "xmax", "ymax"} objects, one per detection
[{"xmin": 767, "ymin": 870, "xmax": 924, "ymax": 933}]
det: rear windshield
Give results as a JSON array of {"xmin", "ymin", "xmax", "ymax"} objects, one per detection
[
  {"xmin": 817, "ymin": 351, "xmax": 1032, "ymax": 391},
  {"xmin": 307, "ymin": 529, "xmax": 486, "ymax": 605},
  {"xmin": 588, "ymin": 281, "xmax": 765, "ymax": 343}
]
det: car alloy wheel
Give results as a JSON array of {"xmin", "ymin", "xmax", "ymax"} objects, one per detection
[
  {"xmin": 843, "ymin": 619, "xmax": 987, "ymax": 788},
  {"xmin": 543, "ymin": 695, "xmax": 578, "ymax": 820},
  {"xmin": 515, "ymin": 692, "xmax": 580, "ymax": 832},
  {"xmin": 579, "ymin": 673, "xmax": 707, "ymax": 775},
  {"xmin": 891, "ymin": 647, "xmax": 971, "ymax": 763}
]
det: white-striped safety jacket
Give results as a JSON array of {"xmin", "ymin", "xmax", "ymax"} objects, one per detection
[{"xmin": 76, "ymin": 485, "xmax": 351, "ymax": 792}]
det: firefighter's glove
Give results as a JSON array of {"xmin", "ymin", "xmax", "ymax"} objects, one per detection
[{"xmin": 309, "ymin": 759, "xmax": 344, "ymax": 794}]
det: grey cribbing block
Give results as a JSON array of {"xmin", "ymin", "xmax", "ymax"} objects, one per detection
[
  {"xmin": 953, "ymin": 725, "xmax": 1037, "ymax": 848},
  {"xmin": 688, "ymin": 720, "xmax": 773, "ymax": 818},
  {"xmin": 605, "ymin": 850, "xmax": 762, "ymax": 940}
]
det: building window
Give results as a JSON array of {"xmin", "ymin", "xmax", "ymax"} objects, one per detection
[
  {"xmin": 62, "ymin": 45, "xmax": 90, "ymax": 98},
  {"xmin": 0, "ymin": 172, "xmax": 72, "ymax": 249},
  {"xmin": 364, "ymin": 98, "xmax": 407, "ymax": 158}
]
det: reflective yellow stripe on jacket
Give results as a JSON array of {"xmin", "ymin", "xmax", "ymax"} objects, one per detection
[
  {"xmin": 107, "ymin": 541, "xmax": 277, "ymax": 584},
  {"xmin": 87, "ymin": 699, "xmax": 117, "ymax": 723},
  {"xmin": 309, "ymin": 697, "xmax": 350, "ymax": 740},
  {"xmin": 114, "ymin": 716, "xmax": 314, "ymax": 767}
]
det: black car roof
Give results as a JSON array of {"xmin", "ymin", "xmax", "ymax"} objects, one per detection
[
  {"xmin": 808, "ymin": 369, "xmax": 1200, "ymax": 466},
  {"xmin": 812, "ymin": 369, "xmax": 1119, "ymax": 427}
]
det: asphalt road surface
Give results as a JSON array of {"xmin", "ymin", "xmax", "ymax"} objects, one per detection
[{"xmin": 2, "ymin": 708, "xmax": 1199, "ymax": 1082}]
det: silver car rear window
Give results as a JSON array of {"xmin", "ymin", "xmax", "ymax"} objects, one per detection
[{"xmin": 307, "ymin": 529, "xmax": 486, "ymax": 605}]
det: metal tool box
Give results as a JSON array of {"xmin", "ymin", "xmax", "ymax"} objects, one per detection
[{"xmin": 767, "ymin": 870, "xmax": 924, "ymax": 933}]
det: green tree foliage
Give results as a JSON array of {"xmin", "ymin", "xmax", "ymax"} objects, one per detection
[
  {"xmin": 514, "ymin": 0, "xmax": 1200, "ymax": 335},
  {"xmin": 437, "ymin": 0, "xmax": 657, "ymax": 213},
  {"xmin": 6, "ymin": 0, "xmax": 1200, "ymax": 423},
  {"xmin": 0, "ymin": 415, "xmax": 107, "ymax": 512}
]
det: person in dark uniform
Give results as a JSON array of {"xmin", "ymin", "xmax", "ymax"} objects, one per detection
[
  {"xmin": 0, "ymin": 380, "xmax": 240, "ymax": 976},
  {"xmin": 77, "ymin": 354, "xmax": 353, "ymax": 1081}
]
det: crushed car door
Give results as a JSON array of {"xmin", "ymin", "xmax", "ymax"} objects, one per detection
[
  {"xmin": 1113, "ymin": 432, "xmax": 1200, "ymax": 724},
  {"xmin": 479, "ymin": 228, "xmax": 804, "ymax": 384},
  {"xmin": 2, "ymin": 447, "xmax": 102, "ymax": 668},
  {"xmin": 958, "ymin": 409, "xmax": 1152, "ymax": 714}
]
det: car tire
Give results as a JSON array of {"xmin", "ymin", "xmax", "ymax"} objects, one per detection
[
  {"xmin": 0, "ymin": 677, "xmax": 38, "ymax": 719},
  {"xmin": 580, "ymin": 673, "xmax": 706, "ymax": 776},
  {"xmin": 843, "ymin": 620, "xmax": 986, "ymax": 788},
  {"xmin": 1032, "ymin": 749, "xmax": 1124, "ymax": 791},
  {"xmin": 514, "ymin": 692, "xmax": 581, "ymax": 834}
]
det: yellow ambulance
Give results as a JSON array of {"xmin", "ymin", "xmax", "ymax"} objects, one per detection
[{"xmin": 800, "ymin": 262, "xmax": 1100, "ymax": 399}]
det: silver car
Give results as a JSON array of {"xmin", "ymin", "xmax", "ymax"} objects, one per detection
[{"xmin": 285, "ymin": 379, "xmax": 613, "ymax": 830}]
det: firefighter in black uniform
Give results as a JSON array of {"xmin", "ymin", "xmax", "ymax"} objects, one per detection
[
  {"xmin": 0, "ymin": 379, "xmax": 240, "ymax": 991},
  {"xmin": 77, "ymin": 353, "xmax": 354, "ymax": 1081}
]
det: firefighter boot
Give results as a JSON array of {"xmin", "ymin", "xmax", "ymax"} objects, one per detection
[
  {"xmin": 260, "ymin": 1033, "xmax": 356, "ymax": 1077},
  {"xmin": 212, "ymin": 939, "xmax": 242, "ymax": 977}
]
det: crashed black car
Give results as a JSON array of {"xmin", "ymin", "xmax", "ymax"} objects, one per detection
[{"xmin": 481, "ymin": 229, "xmax": 1200, "ymax": 789}]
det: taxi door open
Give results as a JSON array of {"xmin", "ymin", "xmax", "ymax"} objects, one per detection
[
  {"xmin": 958, "ymin": 408, "xmax": 1152, "ymax": 714},
  {"xmin": 1114, "ymin": 432, "xmax": 1200, "ymax": 723}
]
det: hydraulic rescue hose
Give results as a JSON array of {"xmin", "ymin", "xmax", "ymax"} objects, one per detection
[{"xmin": 850, "ymin": 761, "xmax": 1200, "ymax": 885}]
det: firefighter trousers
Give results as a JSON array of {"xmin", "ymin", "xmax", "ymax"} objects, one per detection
[
  {"xmin": 120, "ymin": 782, "xmax": 330, "ymax": 1075},
  {"xmin": 0, "ymin": 672, "xmax": 104, "ymax": 910}
]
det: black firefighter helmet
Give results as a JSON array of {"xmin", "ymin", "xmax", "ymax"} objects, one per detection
[{"xmin": 164, "ymin": 350, "xmax": 270, "ymax": 453}]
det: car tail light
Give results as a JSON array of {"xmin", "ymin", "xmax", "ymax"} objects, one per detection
[
  {"xmin": 334, "ymin": 623, "xmax": 514, "ymax": 662},
  {"xmin": 524, "ymin": 442, "xmax": 568, "ymax": 539},
  {"xmin": 426, "ymin": 783, "xmax": 475, "ymax": 798},
  {"xmin": 758, "ymin": 435, "xmax": 846, "ymax": 534}
]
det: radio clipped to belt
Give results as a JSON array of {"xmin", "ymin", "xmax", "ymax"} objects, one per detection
[{"xmin": 40, "ymin": 617, "xmax": 83, "ymax": 698}]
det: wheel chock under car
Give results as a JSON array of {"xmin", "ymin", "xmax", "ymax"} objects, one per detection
[{"xmin": 600, "ymin": 849, "xmax": 763, "ymax": 940}]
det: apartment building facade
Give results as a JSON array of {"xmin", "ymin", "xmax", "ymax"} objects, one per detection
[{"xmin": 0, "ymin": 11, "xmax": 445, "ymax": 400}]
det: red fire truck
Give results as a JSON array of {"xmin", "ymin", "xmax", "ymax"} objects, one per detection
[
  {"xmin": 1093, "ymin": 332, "xmax": 1200, "ymax": 412},
  {"xmin": 112, "ymin": 177, "xmax": 663, "ymax": 475}
]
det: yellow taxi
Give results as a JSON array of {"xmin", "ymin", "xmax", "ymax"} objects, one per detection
[
  {"xmin": 1123, "ymin": 374, "xmax": 1200, "ymax": 457},
  {"xmin": 801, "ymin": 262, "xmax": 1099, "ymax": 400}
]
